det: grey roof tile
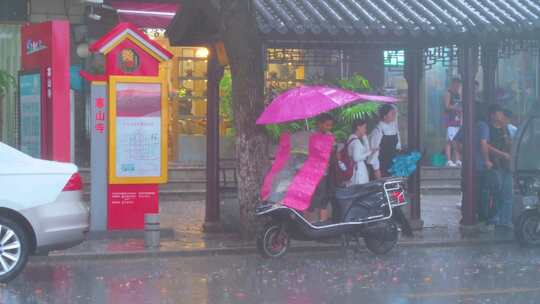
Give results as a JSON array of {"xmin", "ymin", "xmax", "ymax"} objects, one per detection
[{"xmin": 253, "ymin": 0, "xmax": 540, "ymax": 41}]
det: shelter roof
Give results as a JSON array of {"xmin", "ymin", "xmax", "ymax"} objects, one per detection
[{"xmin": 168, "ymin": 0, "xmax": 540, "ymax": 47}]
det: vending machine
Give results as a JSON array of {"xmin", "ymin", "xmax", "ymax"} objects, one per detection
[{"xmin": 19, "ymin": 21, "xmax": 71, "ymax": 161}]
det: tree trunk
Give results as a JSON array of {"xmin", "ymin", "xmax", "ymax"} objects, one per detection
[{"xmin": 204, "ymin": 0, "xmax": 268, "ymax": 236}]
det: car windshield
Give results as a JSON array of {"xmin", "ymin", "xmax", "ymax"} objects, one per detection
[{"xmin": 516, "ymin": 116, "xmax": 540, "ymax": 171}]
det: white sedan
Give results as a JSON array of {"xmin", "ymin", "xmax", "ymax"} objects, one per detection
[{"xmin": 0, "ymin": 142, "xmax": 89, "ymax": 282}]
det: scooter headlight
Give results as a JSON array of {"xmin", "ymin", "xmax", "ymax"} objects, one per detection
[{"xmin": 523, "ymin": 195, "xmax": 540, "ymax": 209}]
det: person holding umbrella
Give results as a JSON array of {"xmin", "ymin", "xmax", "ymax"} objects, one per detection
[
  {"xmin": 259, "ymin": 86, "xmax": 397, "ymax": 217},
  {"xmin": 308, "ymin": 113, "xmax": 336, "ymax": 222}
]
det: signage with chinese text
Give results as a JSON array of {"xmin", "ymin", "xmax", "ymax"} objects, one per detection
[
  {"xmin": 90, "ymin": 82, "xmax": 108, "ymax": 231},
  {"xmin": 115, "ymin": 83, "xmax": 161, "ymax": 177},
  {"xmin": 108, "ymin": 184, "xmax": 159, "ymax": 229},
  {"xmin": 85, "ymin": 22, "xmax": 173, "ymax": 230},
  {"xmin": 109, "ymin": 76, "xmax": 168, "ymax": 184}
]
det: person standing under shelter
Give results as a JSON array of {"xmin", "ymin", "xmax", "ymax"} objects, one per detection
[
  {"xmin": 346, "ymin": 120, "xmax": 377, "ymax": 186},
  {"xmin": 454, "ymin": 104, "xmax": 494, "ymax": 224},
  {"xmin": 502, "ymin": 109, "xmax": 518, "ymax": 139},
  {"xmin": 369, "ymin": 104, "xmax": 401, "ymax": 179},
  {"xmin": 486, "ymin": 104, "xmax": 514, "ymax": 229},
  {"xmin": 444, "ymin": 78, "xmax": 463, "ymax": 167}
]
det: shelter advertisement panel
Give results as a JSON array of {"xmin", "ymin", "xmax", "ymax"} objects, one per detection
[
  {"xmin": 18, "ymin": 72, "xmax": 42, "ymax": 158},
  {"xmin": 115, "ymin": 83, "xmax": 161, "ymax": 177},
  {"xmin": 108, "ymin": 76, "xmax": 168, "ymax": 184}
]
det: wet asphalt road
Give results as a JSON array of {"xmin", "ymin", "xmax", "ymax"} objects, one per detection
[{"xmin": 2, "ymin": 245, "xmax": 540, "ymax": 304}]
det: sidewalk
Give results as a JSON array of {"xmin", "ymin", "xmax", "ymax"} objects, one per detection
[{"xmin": 41, "ymin": 195, "xmax": 516, "ymax": 261}]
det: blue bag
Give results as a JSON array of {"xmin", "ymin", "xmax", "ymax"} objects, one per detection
[{"xmin": 389, "ymin": 152, "xmax": 422, "ymax": 177}]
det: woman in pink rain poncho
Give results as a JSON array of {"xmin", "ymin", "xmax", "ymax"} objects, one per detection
[{"xmin": 261, "ymin": 114, "xmax": 337, "ymax": 223}]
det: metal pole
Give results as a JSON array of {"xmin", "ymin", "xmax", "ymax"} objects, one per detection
[
  {"xmin": 535, "ymin": 50, "xmax": 540, "ymax": 102},
  {"xmin": 404, "ymin": 47, "xmax": 424, "ymax": 228},
  {"xmin": 461, "ymin": 44, "xmax": 477, "ymax": 226},
  {"xmin": 205, "ymin": 45, "xmax": 223, "ymax": 227}
]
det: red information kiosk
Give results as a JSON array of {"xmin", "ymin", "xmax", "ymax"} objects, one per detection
[
  {"xmin": 82, "ymin": 23, "xmax": 173, "ymax": 230},
  {"xmin": 19, "ymin": 21, "xmax": 71, "ymax": 161}
]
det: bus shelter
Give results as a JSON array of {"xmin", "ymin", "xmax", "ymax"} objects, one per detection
[{"xmin": 167, "ymin": 0, "xmax": 540, "ymax": 228}]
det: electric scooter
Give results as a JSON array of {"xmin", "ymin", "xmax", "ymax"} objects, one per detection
[
  {"xmin": 256, "ymin": 177, "xmax": 412, "ymax": 258},
  {"xmin": 515, "ymin": 174, "xmax": 540, "ymax": 247}
]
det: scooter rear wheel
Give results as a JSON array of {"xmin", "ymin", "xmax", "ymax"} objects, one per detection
[
  {"xmin": 257, "ymin": 223, "xmax": 290, "ymax": 258},
  {"xmin": 364, "ymin": 219, "xmax": 398, "ymax": 255}
]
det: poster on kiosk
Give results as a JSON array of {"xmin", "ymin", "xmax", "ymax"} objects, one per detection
[{"xmin": 82, "ymin": 23, "xmax": 172, "ymax": 230}]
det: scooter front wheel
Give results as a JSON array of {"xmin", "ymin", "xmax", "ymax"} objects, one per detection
[
  {"xmin": 364, "ymin": 219, "xmax": 399, "ymax": 255},
  {"xmin": 257, "ymin": 223, "xmax": 290, "ymax": 258}
]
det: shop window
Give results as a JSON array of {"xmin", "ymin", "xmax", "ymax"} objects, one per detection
[
  {"xmin": 266, "ymin": 48, "xmax": 305, "ymax": 99},
  {"xmin": 178, "ymin": 47, "xmax": 208, "ymax": 119},
  {"xmin": 384, "ymin": 50, "xmax": 405, "ymax": 68},
  {"xmin": 496, "ymin": 51, "xmax": 539, "ymax": 124}
]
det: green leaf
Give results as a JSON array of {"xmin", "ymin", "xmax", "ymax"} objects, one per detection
[
  {"xmin": 337, "ymin": 74, "xmax": 371, "ymax": 93},
  {"xmin": 340, "ymin": 102, "xmax": 380, "ymax": 123},
  {"xmin": 219, "ymin": 70, "xmax": 233, "ymax": 119},
  {"xmin": 0, "ymin": 69, "xmax": 15, "ymax": 96},
  {"xmin": 333, "ymin": 130, "xmax": 348, "ymax": 143}
]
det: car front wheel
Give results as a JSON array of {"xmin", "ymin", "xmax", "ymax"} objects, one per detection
[{"xmin": 0, "ymin": 217, "xmax": 29, "ymax": 283}]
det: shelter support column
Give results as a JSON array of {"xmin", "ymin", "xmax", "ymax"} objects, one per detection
[
  {"xmin": 404, "ymin": 47, "xmax": 424, "ymax": 229},
  {"xmin": 461, "ymin": 44, "xmax": 478, "ymax": 225},
  {"xmin": 482, "ymin": 44, "xmax": 498, "ymax": 104},
  {"xmin": 204, "ymin": 46, "xmax": 224, "ymax": 231}
]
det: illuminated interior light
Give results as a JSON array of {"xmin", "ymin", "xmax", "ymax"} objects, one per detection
[{"xmin": 195, "ymin": 48, "xmax": 210, "ymax": 58}]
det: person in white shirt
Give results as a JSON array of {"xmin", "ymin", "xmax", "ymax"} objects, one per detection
[
  {"xmin": 369, "ymin": 104, "xmax": 402, "ymax": 179},
  {"xmin": 347, "ymin": 119, "xmax": 378, "ymax": 186}
]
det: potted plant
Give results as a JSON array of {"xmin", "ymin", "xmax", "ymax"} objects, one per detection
[
  {"xmin": 0, "ymin": 69, "xmax": 15, "ymax": 140},
  {"xmin": 219, "ymin": 70, "xmax": 234, "ymax": 136},
  {"xmin": 176, "ymin": 87, "xmax": 192, "ymax": 115}
]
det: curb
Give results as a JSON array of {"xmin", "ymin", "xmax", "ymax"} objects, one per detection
[
  {"xmin": 86, "ymin": 229, "xmax": 176, "ymax": 240},
  {"xmin": 31, "ymin": 237, "xmax": 515, "ymax": 262}
]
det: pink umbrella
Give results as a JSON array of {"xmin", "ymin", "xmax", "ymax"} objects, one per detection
[{"xmin": 256, "ymin": 85, "xmax": 397, "ymax": 125}]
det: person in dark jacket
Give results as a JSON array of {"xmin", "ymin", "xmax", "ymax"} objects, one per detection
[{"xmin": 369, "ymin": 104, "xmax": 401, "ymax": 179}]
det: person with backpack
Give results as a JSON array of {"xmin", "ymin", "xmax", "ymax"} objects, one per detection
[{"xmin": 339, "ymin": 119, "xmax": 378, "ymax": 186}]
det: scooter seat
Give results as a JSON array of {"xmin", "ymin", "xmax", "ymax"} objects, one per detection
[
  {"xmin": 335, "ymin": 183, "xmax": 382, "ymax": 201},
  {"xmin": 335, "ymin": 177, "xmax": 403, "ymax": 201},
  {"xmin": 256, "ymin": 203, "xmax": 276, "ymax": 214}
]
